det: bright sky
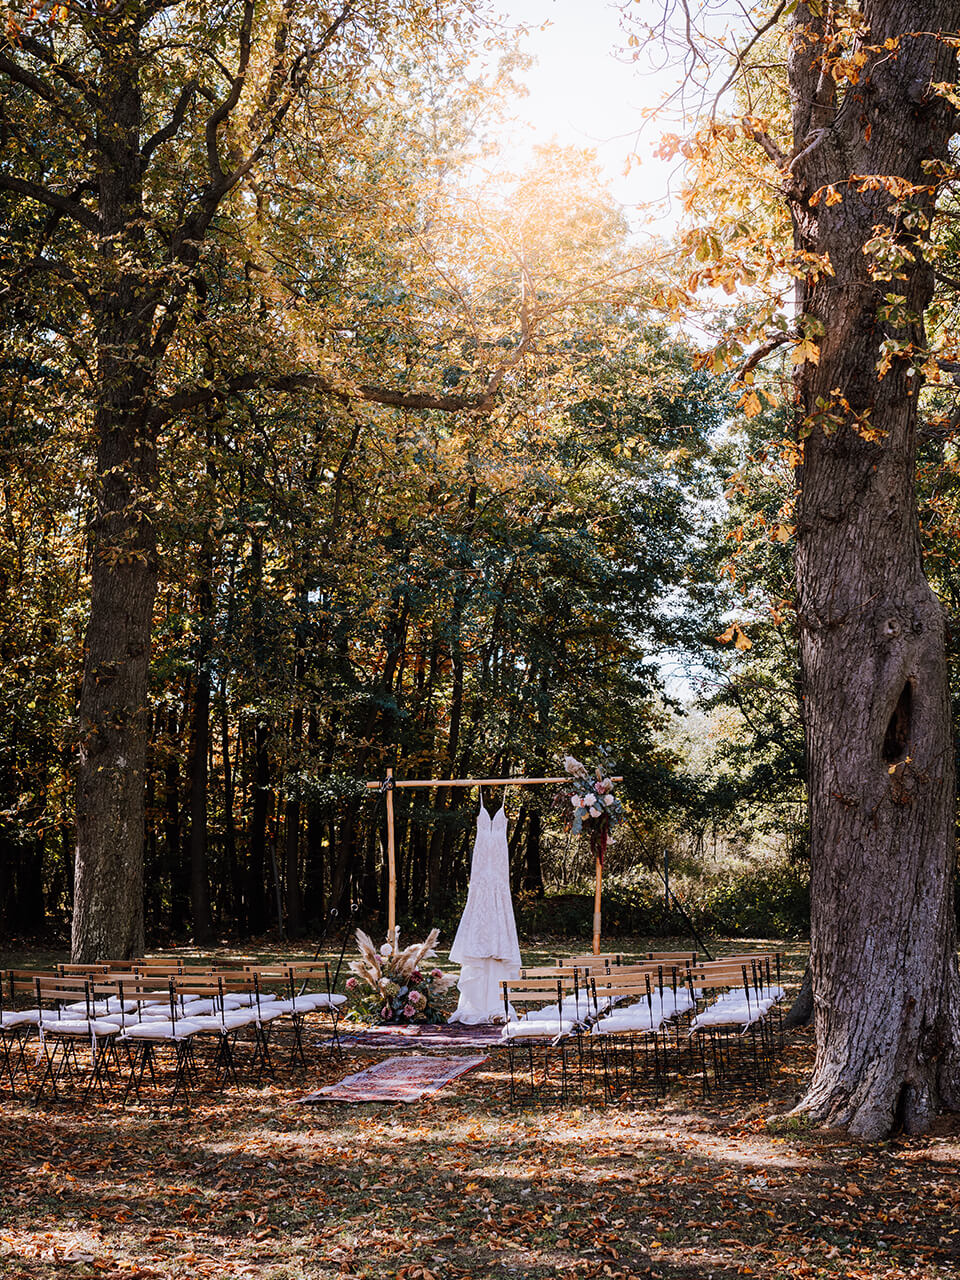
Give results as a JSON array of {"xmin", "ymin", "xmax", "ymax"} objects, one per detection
[{"xmin": 501, "ymin": 0, "xmax": 684, "ymax": 231}]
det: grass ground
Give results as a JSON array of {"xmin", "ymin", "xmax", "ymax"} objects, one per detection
[{"xmin": 1, "ymin": 937, "xmax": 958, "ymax": 1280}]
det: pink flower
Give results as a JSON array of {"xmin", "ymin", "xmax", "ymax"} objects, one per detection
[
  {"xmin": 431, "ymin": 968, "xmax": 443, "ymax": 979},
  {"xmin": 403, "ymin": 1003, "xmax": 415, "ymax": 1018},
  {"xmin": 410, "ymin": 970, "xmax": 422, "ymax": 983},
  {"xmin": 345, "ymin": 977, "xmax": 357, "ymax": 990},
  {"xmin": 381, "ymin": 1006, "xmax": 392, "ymax": 1020}
]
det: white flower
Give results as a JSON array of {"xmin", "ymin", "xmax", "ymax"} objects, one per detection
[
  {"xmin": 563, "ymin": 754, "xmax": 587, "ymax": 777},
  {"xmin": 571, "ymin": 795, "xmax": 582, "ymax": 808},
  {"xmin": 379, "ymin": 942, "xmax": 393, "ymax": 957},
  {"xmin": 603, "ymin": 794, "xmax": 615, "ymax": 807},
  {"xmin": 589, "ymin": 806, "xmax": 602, "ymax": 818},
  {"xmin": 584, "ymin": 792, "xmax": 597, "ymax": 806}
]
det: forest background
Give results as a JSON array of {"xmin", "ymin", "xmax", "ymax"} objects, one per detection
[{"xmin": 2, "ymin": 0, "xmax": 956, "ymax": 954}]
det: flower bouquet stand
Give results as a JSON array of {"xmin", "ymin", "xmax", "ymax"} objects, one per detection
[{"xmin": 345, "ymin": 928, "xmax": 456, "ymax": 1028}]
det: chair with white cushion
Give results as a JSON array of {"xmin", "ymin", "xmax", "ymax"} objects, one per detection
[
  {"xmin": 500, "ymin": 976, "xmax": 593, "ymax": 1106},
  {"xmin": 33, "ymin": 978, "xmax": 124, "ymax": 1103},
  {"xmin": 686, "ymin": 963, "xmax": 774, "ymax": 1095},
  {"xmin": 98, "ymin": 978, "xmax": 204, "ymax": 1104},
  {"xmin": 172, "ymin": 975, "xmax": 278, "ymax": 1088},
  {"xmin": 588, "ymin": 971, "xmax": 679, "ymax": 1100},
  {"xmin": 243, "ymin": 962, "xmax": 347, "ymax": 1068},
  {"xmin": 0, "ymin": 970, "xmax": 43, "ymax": 1093}
]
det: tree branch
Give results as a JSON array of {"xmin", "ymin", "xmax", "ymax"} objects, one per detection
[
  {"xmin": 12, "ymin": 33, "xmax": 100, "ymax": 111},
  {"xmin": 742, "ymin": 117, "xmax": 789, "ymax": 171},
  {"xmin": 150, "ymin": 369, "xmax": 495, "ymax": 428},
  {"xmin": 203, "ymin": 0, "xmax": 256, "ymax": 184},
  {"xmin": 0, "ymin": 51, "xmax": 104, "ymax": 158},
  {"xmin": 0, "ymin": 172, "xmax": 99, "ymax": 231},
  {"xmin": 141, "ymin": 77, "xmax": 200, "ymax": 167},
  {"xmin": 739, "ymin": 331, "xmax": 793, "ymax": 378},
  {"xmin": 711, "ymin": 1, "xmax": 787, "ymax": 119}
]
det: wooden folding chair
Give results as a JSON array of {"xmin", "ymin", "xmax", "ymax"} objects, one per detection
[
  {"xmin": 33, "ymin": 977, "xmax": 124, "ymax": 1103},
  {"xmin": 587, "ymin": 972, "xmax": 671, "ymax": 1100},
  {"xmin": 171, "ymin": 974, "xmax": 279, "ymax": 1088},
  {"xmin": 243, "ymin": 963, "xmax": 344, "ymax": 1068},
  {"xmin": 555, "ymin": 953, "xmax": 624, "ymax": 969},
  {"xmin": 107, "ymin": 977, "xmax": 204, "ymax": 1105},
  {"xmin": 500, "ymin": 976, "xmax": 596, "ymax": 1106},
  {"xmin": 686, "ymin": 963, "xmax": 774, "ymax": 1095},
  {"xmin": 0, "ymin": 970, "xmax": 43, "ymax": 1092}
]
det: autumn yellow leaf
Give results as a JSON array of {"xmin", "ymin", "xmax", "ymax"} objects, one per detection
[
  {"xmin": 740, "ymin": 390, "xmax": 762, "ymax": 418},
  {"xmin": 790, "ymin": 339, "xmax": 821, "ymax": 366}
]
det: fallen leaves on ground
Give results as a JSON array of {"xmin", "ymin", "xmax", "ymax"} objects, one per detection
[{"xmin": 1, "ymin": 942, "xmax": 958, "ymax": 1279}]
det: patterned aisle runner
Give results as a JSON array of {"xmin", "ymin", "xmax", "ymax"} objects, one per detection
[
  {"xmin": 299, "ymin": 1054, "xmax": 488, "ymax": 1104},
  {"xmin": 337, "ymin": 1023, "xmax": 504, "ymax": 1051}
]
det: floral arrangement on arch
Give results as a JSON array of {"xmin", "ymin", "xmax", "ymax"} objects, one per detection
[
  {"xmin": 345, "ymin": 928, "xmax": 457, "ymax": 1025},
  {"xmin": 557, "ymin": 753, "xmax": 625, "ymax": 862}
]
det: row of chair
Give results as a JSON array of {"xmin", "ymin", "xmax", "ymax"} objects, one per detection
[
  {"xmin": 500, "ymin": 952, "xmax": 785, "ymax": 1105},
  {"xmin": 0, "ymin": 960, "xmax": 346, "ymax": 1105}
]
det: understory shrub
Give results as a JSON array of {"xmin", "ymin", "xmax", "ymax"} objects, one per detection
[{"xmin": 512, "ymin": 858, "xmax": 809, "ymax": 941}]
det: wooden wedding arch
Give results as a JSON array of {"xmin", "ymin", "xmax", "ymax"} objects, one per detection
[{"xmin": 365, "ymin": 768, "xmax": 623, "ymax": 955}]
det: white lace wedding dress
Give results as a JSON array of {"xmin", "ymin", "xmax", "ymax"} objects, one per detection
[{"xmin": 448, "ymin": 800, "xmax": 522, "ymax": 1024}]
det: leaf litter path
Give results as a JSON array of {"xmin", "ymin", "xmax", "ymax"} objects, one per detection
[{"xmin": 1, "ymin": 1025, "xmax": 959, "ymax": 1280}]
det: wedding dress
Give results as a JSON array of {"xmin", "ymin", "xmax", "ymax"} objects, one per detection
[{"xmin": 448, "ymin": 798, "xmax": 522, "ymax": 1024}]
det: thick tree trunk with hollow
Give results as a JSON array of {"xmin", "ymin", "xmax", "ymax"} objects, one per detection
[{"xmin": 786, "ymin": 2, "xmax": 960, "ymax": 1136}]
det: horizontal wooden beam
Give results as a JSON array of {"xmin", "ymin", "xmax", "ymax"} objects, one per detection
[{"xmin": 366, "ymin": 776, "xmax": 623, "ymax": 790}]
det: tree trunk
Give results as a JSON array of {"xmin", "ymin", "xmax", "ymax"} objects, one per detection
[
  {"xmin": 283, "ymin": 688, "xmax": 306, "ymax": 936},
  {"xmin": 72, "ymin": 23, "xmax": 155, "ymax": 962},
  {"xmin": 247, "ymin": 720, "xmax": 271, "ymax": 935},
  {"xmin": 785, "ymin": 964, "xmax": 813, "ymax": 1030},
  {"xmin": 187, "ymin": 589, "xmax": 214, "ymax": 944},
  {"xmin": 522, "ymin": 807, "xmax": 545, "ymax": 897},
  {"xmin": 220, "ymin": 678, "xmax": 240, "ymax": 927},
  {"xmin": 787, "ymin": 2, "xmax": 960, "ymax": 1136}
]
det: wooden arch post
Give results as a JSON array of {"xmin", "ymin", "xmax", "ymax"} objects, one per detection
[
  {"xmin": 593, "ymin": 854, "xmax": 603, "ymax": 956},
  {"xmin": 385, "ymin": 767, "xmax": 397, "ymax": 946}
]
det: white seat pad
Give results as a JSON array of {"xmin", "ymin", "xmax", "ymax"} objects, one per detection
[
  {"xmin": 222, "ymin": 993, "xmax": 279, "ymax": 1010},
  {"xmin": 187, "ymin": 1010, "xmax": 257, "ymax": 1033},
  {"xmin": 40, "ymin": 1017, "xmax": 118, "ymax": 1036},
  {"xmin": 501, "ymin": 1017, "xmax": 579, "ymax": 1039},
  {"xmin": 1, "ymin": 1009, "xmax": 41, "ymax": 1028},
  {"xmin": 252, "ymin": 1005, "xmax": 285, "ymax": 1023},
  {"xmin": 591, "ymin": 1009, "xmax": 664, "ymax": 1035},
  {"xmin": 691, "ymin": 1000, "xmax": 774, "ymax": 1030},
  {"xmin": 64, "ymin": 997, "xmax": 139, "ymax": 1016},
  {"xmin": 120, "ymin": 1019, "xmax": 203, "ymax": 1041},
  {"xmin": 291, "ymin": 993, "xmax": 346, "ymax": 1011}
]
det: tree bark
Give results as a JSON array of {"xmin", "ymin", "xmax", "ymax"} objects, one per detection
[
  {"xmin": 786, "ymin": 2, "xmax": 960, "ymax": 1137},
  {"xmin": 187, "ymin": 582, "xmax": 214, "ymax": 944},
  {"xmin": 247, "ymin": 720, "xmax": 271, "ymax": 935},
  {"xmin": 71, "ymin": 20, "xmax": 156, "ymax": 961}
]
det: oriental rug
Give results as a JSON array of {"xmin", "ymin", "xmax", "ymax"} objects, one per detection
[
  {"xmin": 334, "ymin": 1023, "xmax": 504, "ymax": 1051},
  {"xmin": 299, "ymin": 1053, "xmax": 488, "ymax": 1104}
]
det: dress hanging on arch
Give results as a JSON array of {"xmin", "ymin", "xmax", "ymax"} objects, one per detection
[{"xmin": 448, "ymin": 798, "xmax": 522, "ymax": 1024}]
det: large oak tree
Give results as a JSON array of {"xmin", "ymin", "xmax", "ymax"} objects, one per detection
[
  {"xmin": 0, "ymin": 0, "xmax": 497, "ymax": 960},
  {"xmin": 645, "ymin": 0, "xmax": 960, "ymax": 1135}
]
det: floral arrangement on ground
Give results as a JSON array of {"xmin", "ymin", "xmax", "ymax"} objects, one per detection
[{"xmin": 346, "ymin": 928, "xmax": 457, "ymax": 1025}]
